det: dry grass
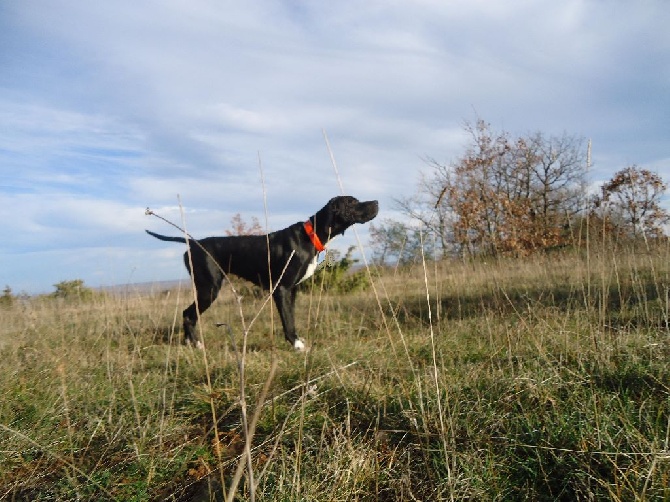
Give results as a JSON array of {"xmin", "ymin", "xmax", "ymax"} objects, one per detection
[{"xmin": 0, "ymin": 245, "xmax": 669, "ymax": 500}]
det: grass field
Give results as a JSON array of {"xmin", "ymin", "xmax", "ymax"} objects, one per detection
[{"xmin": 1, "ymin": 245, "xmax": 669, "ymax": 501}]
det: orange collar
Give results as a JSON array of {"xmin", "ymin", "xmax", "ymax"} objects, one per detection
[{"xmin": 303, "ymin": 220, "xmax": 325, "ymax": 252}]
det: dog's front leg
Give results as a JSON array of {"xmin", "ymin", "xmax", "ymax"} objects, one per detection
[{"xmin": 273, "ymin": 285, "xmax": 304, "ymax": 350}]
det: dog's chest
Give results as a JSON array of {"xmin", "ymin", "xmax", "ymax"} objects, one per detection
[
  {"xmin": 297, "ymin": 236, "xmax": 336, "ymax": 284},
  {"xmin": 297, "ymin": 254, "xmax": 320, "ymax": 284}
]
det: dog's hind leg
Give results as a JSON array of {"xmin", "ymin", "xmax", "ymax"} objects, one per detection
[
  {"xmin": 182, "ymin": 265, "xmax": 223, "ymax": 348},
  {"xmin": 182, "ymin": 283, "xmax": 221, "ymax": 348},
  {"xmin": 181, "ymin": 249, "xmax": 224, "ymax": 348},
  {"xmin": 182, "ymin": 302, "xmax": 201, "ymax": 348}
]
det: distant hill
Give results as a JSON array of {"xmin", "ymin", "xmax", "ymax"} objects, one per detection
[{"xmin": 96, "ymin": 280, "xmax": 187, "ymax": 296}]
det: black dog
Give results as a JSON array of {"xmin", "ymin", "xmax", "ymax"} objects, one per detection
[{"xmin": 146, "ymin": 196, "xmax": 379, "ymax": 350}]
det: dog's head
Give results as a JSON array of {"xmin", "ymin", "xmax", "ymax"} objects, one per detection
[{"xmin": 317, "ymin": 196, "xmax": 379, "ymax": 237}]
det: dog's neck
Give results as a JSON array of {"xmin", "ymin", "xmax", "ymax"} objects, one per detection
[
  {"xmin": 303, "ymin": 220, "xmax": 326, "ymax": 252},
  {"xmin": 308, "ymin": 207, "xmax": 342, "ymax": 248}
]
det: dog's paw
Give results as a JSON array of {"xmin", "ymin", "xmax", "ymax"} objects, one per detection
[
  {"xmin": 187, "ymin": 339, "xmax": 205, "ymax": 350},
  {"xmin": 293, "ymin": 339, "xmax": 306, "ymax": 351}
]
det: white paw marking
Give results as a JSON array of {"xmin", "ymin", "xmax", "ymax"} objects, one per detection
[{"xmin": 293, "ymin": 339, "xmax": 306, "ymax": 351}]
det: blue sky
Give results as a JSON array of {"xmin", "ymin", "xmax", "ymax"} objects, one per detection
[{"xmin": 1, "ymin": 1, "xmax": 669, "ymax": 294}]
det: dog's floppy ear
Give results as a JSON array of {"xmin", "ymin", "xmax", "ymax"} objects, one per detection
[
  {"xmin": 330, "ymin": 196, "xmax": 360, "ymax": 235},
  {"xmin": 326, "ymin": 197, "xmax": 342, "ymax": 234},
  {"xmin": 332, "ymin": 196, "xmax": 357, "ymax": 221},
  {"xmin": 312, "ymin": 197, "xmax": 336, "ymax": 236}
]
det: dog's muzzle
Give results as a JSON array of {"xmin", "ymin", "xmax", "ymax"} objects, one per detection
[{"xmin": 358, "ymin": 200, "xmax": 379, "ymax": 223}]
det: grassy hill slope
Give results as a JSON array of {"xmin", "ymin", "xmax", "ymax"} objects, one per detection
[{"xmin": 1, "ymin": 247, "xmax": 668, "ymax": 500}]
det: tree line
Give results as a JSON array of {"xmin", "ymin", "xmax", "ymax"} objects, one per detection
[{"xmin": 370, "ymin": 119, "xmax": 669, "ymax": 264}]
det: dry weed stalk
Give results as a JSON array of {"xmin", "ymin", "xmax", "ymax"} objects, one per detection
[{"xmin": 147, "ymin": 198, "xmax": 295, "ymax": 500}]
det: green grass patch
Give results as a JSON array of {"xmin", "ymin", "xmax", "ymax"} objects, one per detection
[{"xmin": 0, "ymin": 248, "xmax": 668, "ymax": 500}]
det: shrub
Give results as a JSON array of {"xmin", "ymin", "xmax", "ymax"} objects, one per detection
[
  {"xmin": 0, "ymin": 285, "xmax": 13, "ymax": 307},
  {"xmin": 301, "ymin": 246, "xmax": 371, "ymax": 294},
  {"xmin": 51, "ymin": 279, "xmax": 95, "ymax": 301}
]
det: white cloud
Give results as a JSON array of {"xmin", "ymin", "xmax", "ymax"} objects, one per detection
[
  {"xmin": 0, "ymin": 194, "xmax": 146, "ymax": 250},
  {"xmin": 1, "ymin": 0, "xmax": 669, "ymax": 293}
]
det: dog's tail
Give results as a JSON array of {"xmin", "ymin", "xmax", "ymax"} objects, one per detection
[{"xmin": 145, "ymin": 230, "xmax": 187, "ymax": 243}]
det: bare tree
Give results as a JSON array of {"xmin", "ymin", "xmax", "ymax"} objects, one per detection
[
  {"xmin": 369, "ymin": 219, "xmax": 435, "ymax": 265},
  {"xmin": 395, "ymin": 166, "xmax": 454, "ymax": 257},
  {"xmin": 598, "ymin": 166, "xmax": 669, "ymax": 239},
  {"xmin": 226, "ymin": 213, "xmax": 264, "ymax": 236},
  {"xmin": 523, "ymin": 132, "xmax": 586, "ymax": 248},
  {"xmin": 398, "ymin": 120, "xmax": 588, "ymax": 257}
]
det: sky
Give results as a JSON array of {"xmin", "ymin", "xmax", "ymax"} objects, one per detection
[{"xmin": 1, "ymin": 1, "xmax": 669, "ymax": 294}]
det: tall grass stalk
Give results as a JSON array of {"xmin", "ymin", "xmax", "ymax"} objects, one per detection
[
  {"xmin": 168, "ymin": 193, "xmax": 302, "ymax": 499},
  {"xmin": 178, "ymin": 195, "xmax": 227, "ymax": 494},
  {"xmin": 420, "ymin": 226, "xmax": 454, "ymax": 501}
]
